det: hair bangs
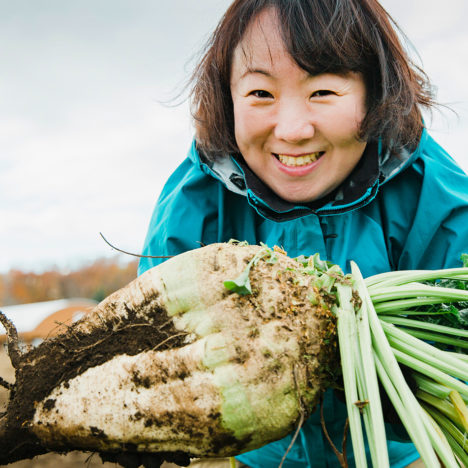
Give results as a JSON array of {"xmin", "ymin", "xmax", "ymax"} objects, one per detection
[
  {"xmin": 277, "ymin": 2, "xmax": 373, "ymax": 76},
  {"xmin": 190, "ymin": 0, "xmax": 434, "ymax": 160}
]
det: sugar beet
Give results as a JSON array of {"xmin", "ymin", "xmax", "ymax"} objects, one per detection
[{"xmin": 0, "ymin": 243, "xmax": 339, "ymax": 465}]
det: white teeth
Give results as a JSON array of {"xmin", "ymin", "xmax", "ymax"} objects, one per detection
[{"xmin": 277, "ymin": 153, "xmax": 321, "ymax": 167}]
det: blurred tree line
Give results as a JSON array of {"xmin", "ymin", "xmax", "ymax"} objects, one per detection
[{"xmin": 0, "ymin": 258, "xmax": 138, "ymax": 306}]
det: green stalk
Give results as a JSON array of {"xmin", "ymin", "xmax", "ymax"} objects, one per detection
[
  {"xmin": 390, "ymin": 348, "xmax": 468, "ymax": 399},
  {"xmin": 373, "ymin": 354, "xmax": 441, "ymax": 467},
  {"xmin": 381, "ymin": 324, "xmax": 468, "ymax": 381},
  {"xmin": 379, "ymin": 316, "xmax": 468, "ymax": 339},
  {"xmin": 419, "ymin": 408, "xmax": 462, "ymax": 468},
  {"xmin": 381, "ymin": 320, "xmax": 468, "ymax": 370},
  {"xmin": 378, "ymin": 309, "xmax": 457, "ymax": 316},
  {"xmin": 350, "ymin": 262, "xmax": 468, "ymax": 465},
  {"xmin": 355, "ymin": 357, "xmax": 377, "ymax": 465},
  {"xmin": 373, "ymin": 297, "xmax": 455, "ymax": 314},
  {"xmin": 422, "ymin": 404, "xmax": 468, "ymax": 453},
  {"xmin": 448, "ymin": 391, "xmax": 468, "ymax": 433},
  {"xmin": 370, "ymin": 285, "xmax": 468, "ymax": 304},
  {"xmin": 414, "ymin": 374, "xmax": 468, "ymax": 405},
  {"xmin": 389, "ymin": 336, "xmax": 465, "ymax": 383},
  {"xmin": 414, "ymin": 373, "xmax": 452, "ymax": 399},
  {"xmin": 334, "ymin": 283, "xmax": 368, "ymax": 468},
  {"xmin": 351, "ymin": 263, "xmax": 390, "ymax": 468},
  {"xmin": 416, "ymin": 390, "xmax": 465, "ymax": 432},
  {"xmin": 365, "ymin": 268, "xmax": 468, "ymax": 288},
  {"xmin": 376, "ymin": 357, "xmax": 459, "ymax": 468},
  {"xmin": 351, "ymin": 263, "xmax": 440, "ymax": 466},
  {"xmin": 437, "ymin": 428, "xmax": 468, "ymax": 468},
  {"xmin": 447, "ymin": 352, "xmax": 468, "ymax": 363},
  {"xmin": 395, "ymin": 328, "xmax": 468, "ymax": 350}
]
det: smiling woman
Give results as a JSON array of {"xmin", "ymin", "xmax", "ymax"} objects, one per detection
[
  {"xmin": 229, "ymin": 9, "xmax": 368, "ymax": 203},
  {"xmin": 0, "ymin": 0, "xmax": 466, "ymax": 276},
  {"xmin": 136, "ymin": 0, "xmax": 468, "ymax": 467}
]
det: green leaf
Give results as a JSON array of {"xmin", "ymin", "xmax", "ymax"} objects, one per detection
[
  {"xmin": 461, "ymin": 253, "xmax": 468, "ymax": 268},
  {"xmin": 310, "ymin": 253, "xmax": 333, "ymax": 272},
  {"xmin": 266, "ymin": 253, "xmax": 278, "ymax": 264},
  {"xmin": 223, "ymin": 246, "xmax": 273, "ymax": 295},
  {"xmin": 227, "ymin": 239, "xmax": 250, "ymax": 246},
  {"xmin": 295, "ymin": 255, "xmax": 310, "ymax": 267},
  {"xmin": 223, "ymin": 269, "xmax": 252, "ymax": 295},
  {"xmin": 460, "ymin": 309, "xmax": 468, "ymax": 326},
  {"xmin": 315, "ymin": 274, "xmax": 336, "ymax": 292}
]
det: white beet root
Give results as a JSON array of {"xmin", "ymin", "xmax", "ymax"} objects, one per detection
[{"xmin": 0, "ymin": 243, "xmax": 339, "ymax": 465}]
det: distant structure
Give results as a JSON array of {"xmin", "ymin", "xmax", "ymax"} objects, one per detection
[{"xmin": 0, "ymin": 298, "xmax": 98, "ymax": 346}]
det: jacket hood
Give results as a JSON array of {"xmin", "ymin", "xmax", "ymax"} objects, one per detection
[{"xmin": 188, "ymin": 129, "xmax": 426, "ymax": 221}]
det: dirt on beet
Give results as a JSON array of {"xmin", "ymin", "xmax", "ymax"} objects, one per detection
[
  {"xmin": 1, "ymin": 244, "xmax": 340, "ymax": 466},
  {"xmin": 2, "ymin": 350, "xmax": 215, "ymax": 468},
  {"xmin": 2, "ymin": 295, "xmax": 188, "ymax": 464}
]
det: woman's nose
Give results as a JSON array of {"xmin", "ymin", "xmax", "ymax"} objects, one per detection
[{"xmin": 273, "ymin": 100, "xmax": 315, "ymax": 143}]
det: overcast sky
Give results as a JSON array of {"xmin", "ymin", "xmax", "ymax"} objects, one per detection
[{"xmin": 1, "ymin": 0, "xmax": 467, "ymax": 274}]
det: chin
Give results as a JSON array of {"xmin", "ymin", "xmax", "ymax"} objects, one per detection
[
  {"xmin": 275, "ymin": 185, "xmax": 334, "ymax": 204},
  {"xmin": 277, "ymin": 191, "xmax": 317, "ymax": 204}
]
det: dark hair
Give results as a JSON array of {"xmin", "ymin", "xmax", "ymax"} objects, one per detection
[{"xmin": 190, "ymin": 0, "xmax": 434, "ymax": 160}]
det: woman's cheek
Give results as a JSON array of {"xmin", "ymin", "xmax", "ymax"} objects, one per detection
[
  {"xmin": 323, "ymin": 106, "xmax": 364, "ymax": 143},
  {"xmin": 235, "ymin": 105, "xmax": 268, "ymax": 143}
]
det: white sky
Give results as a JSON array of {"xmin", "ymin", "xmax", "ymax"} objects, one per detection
[{"xmin": 1, "ymin": 0, "xmax": 467, "ymax": 274}]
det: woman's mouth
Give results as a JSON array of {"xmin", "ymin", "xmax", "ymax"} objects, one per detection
[{"xmin": 274, "ymin": 152, "xmax": 325, "ymax": 167}]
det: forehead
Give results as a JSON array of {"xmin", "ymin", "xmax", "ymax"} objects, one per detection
[{"xmin": 233, "ymin": 8, "xmax": 288, "ymax": 71}]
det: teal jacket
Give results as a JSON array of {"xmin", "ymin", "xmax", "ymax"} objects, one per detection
[{"xmin": 139, "ymin": 129, "xmax": 468, "ymax": 467}]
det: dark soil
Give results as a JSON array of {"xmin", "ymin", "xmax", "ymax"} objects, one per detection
[{"xmin": 2, "ymin": 294, "xmax": 188, "ymax": 465}]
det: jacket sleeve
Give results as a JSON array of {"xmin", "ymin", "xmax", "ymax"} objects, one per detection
[
  {"xmin": 138, "ymin": 156, "xmax": 220, "ymax": 276},
  {"xmin": 383, "ymin": 134, "xmax": 468, "ymax": 271}
]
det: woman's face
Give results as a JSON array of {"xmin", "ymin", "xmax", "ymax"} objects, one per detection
[{"xmin": 230, "ymin": 8, "xmax": 368, "ymax": 203}]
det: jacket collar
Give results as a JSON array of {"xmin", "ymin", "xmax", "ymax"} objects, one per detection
[{"xmin": 189, "ymin": 129, "xmax": 425, "ymax": 221}]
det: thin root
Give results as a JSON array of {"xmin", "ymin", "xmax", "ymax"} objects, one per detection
[
  {"xmin": 0, "ymin": 310, "xmax": 22, "ymax": 370},
  {"xmin": 152, "ymin": 333, "xmax": 188, "ymax": 351},
  {"xmin": 278, "ymin": 366, "xmax": 306, "ymax": 468},
  {"xmin": 100, "ymin": 232, "xmax": 174, "ymax": 259},
  {"xmin": 278, "ymin": 407, "xmax": 304, "ymax": 468},
  {"xmin": 320, "ymin": 397, "xmax": 349, "ymax": 468},
  {"xmin": 341, "ymin": 418, "xmax": 349, "ymax": 462},
  {"xmin": 85, "ymin": 452, "xmax": 97, "ymax": 468},
  {"xmin": 76, "ymin": 323, "xmax": 172, "ymax": 353},
  {"xmin": 0, "ymin": 413, "xmax": 7, "ymax": 443},
  {"xmin": 0, "ymin": 376, "xmax": 14, "ymax": 391}
]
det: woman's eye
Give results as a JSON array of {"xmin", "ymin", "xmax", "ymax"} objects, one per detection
[
  {"xmin": 249, "ymin": 90, "xmax": 273, "ymax": 98},
  {"xmin": 311, "ymin": 90, "xmax": 335, "ymax": 97}
]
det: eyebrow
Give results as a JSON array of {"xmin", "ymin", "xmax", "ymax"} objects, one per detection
[
  {"xmin": 239, "ymin": 65, "xmax": 315, "ymax": 82},
  {"xmin": 240, "ymin": 67, "xmax": 273, "ymax": 80}
]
